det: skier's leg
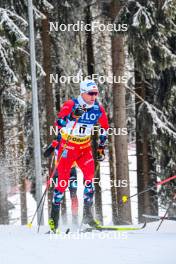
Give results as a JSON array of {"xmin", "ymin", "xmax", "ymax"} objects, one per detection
[
  {"xmin": 49, "ymin": 144, "xmax": 75, "ymax": 231},
  {"xmin": 49, "ymin": 190, "xmax": 64, "ymax": 232},
  {"xmin": 76, "ymin": 148, "xmax": 98, "ymax": 227},
  {"xmin": 68, "ymin": 166, "xmax": 78, "ymax": 225},
  {"xmin": 82, "ymin": 181, "xmax": 97, "ymax": 226}
]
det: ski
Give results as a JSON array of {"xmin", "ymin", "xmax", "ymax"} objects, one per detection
[
  {"xmin": 45, "ymin": 222, "xmax": 146, "ymax": 234},
  {"xmin": 143, "ymin": 214, "xmax": 176, "ymax": 221},
  {"xmin": 80, "ymin": 221, "xmax": 146, "ymax": 233},
  {"xmin": 45, "ymin": 228, "xmax": 70, "ymax": 234}
]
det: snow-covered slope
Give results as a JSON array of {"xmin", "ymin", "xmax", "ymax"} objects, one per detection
[{"xmin": 0, "ymin": 221, "xmax": 176, "ymax": 264}]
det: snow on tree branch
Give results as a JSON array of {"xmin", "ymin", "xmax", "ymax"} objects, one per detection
[
  {"xmin": 33, "ymin": 0, "xmax": 54, "ymax": 20},
  {"xmin": 17, "ymin": 47, "xmax": 46, "ymax": 77},
  {"xmin": 0, "ymin": 8, "xmax": 28, "ymax": 85},
  {"xmin": 0, "ymin": 8, "xmax": 28, "ymax": 26},
  {"xmin": 43, "ymin": 0, "xmax": 54, "ymax": 10},
  {"xmin": 33, "ymin": 5, "xmax": 46, "ymax": 20},
  {"xmin": 144, "ymin": 102, "xmax": 176, "ymax": 139},
  {"xmin": 0, "ymin": 8, "xmax": 28, "ymax": 44},
  {"xmin": 162, "ymin": 0, "xmax": 173, "ymax": 11},
  {"xmin": 0, "ymin": 37, "xmax": 18, "ymax": 84},
  {"xmin": 126, "ymin": 85, "xmax": 176, "ymax": 139},
  {"xmin": 132, "ymin": 2, "xmax": 154, "ymax": 29}
]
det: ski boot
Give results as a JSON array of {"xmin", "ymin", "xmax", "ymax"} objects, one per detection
[
  {"xmin": 82, "ymin": 182, "xmax": 99, "ymax": 227},
  {"xmin": 82, "ymin": 205, "xmax": 100, "ymax": 228},
  {"xmin": 48, "ymin": 190, "xmax": 64, "ymax": 233},
  {"xmin": 48, "ymin": 204, "xmax": 60, "ymax": 233}
]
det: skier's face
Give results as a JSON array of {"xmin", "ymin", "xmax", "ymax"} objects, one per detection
[{"xmin": 81, "ymin": 89, "xmax": 99, "ymax": 105}]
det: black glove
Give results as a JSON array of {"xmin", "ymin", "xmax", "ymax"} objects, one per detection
[
  {"xmin": 44, "ymin": 140, "xmax": 59, "ymax": 158},
  {"xmin": 97, "ymin": 145, "xmax": 105, "ymax": 162},
  {"xmin": 72, "ymin": 106, "xmax": 85, "ymax": 118}
]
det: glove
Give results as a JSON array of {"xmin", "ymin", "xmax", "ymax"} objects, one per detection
[
  {"xmin": 97, "ymin": 145, "xmax": 105, "ymax": 162},
  {"xmin": 72, "ymin": 106, "xmax": 85, "ymax": 118},
  {"xmin": 43, "ymin": 140, "xmax": 59, "ymax": 158}
]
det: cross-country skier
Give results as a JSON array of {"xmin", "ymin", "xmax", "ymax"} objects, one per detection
[
  {"xmin": 44, "ymin": 145, "xmax": 79, "ymax": 226},
  {"xmin": 48, "ymin": 79, "xmax": 109, "ymax": 233}
]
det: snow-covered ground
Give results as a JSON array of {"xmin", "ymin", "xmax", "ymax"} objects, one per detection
[
  {"xmin": 5, "ymin": 144, "xmax": 176, "ymax": 264},
  {"xmin": 0, "ymin": 221, "xmax": 176, "ymax": 264}
]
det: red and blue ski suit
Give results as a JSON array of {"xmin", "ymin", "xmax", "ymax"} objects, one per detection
[{"xmin": 52, "ymin": 98, "xmax": 109, "ymax": 206}]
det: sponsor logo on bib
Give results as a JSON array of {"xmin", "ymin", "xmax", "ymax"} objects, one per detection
[{"xmin": 81, "ymin": 112, "xmax": 97, "ymax": 121}]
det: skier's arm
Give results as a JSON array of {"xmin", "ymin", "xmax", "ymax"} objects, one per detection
[
  {"xmin": 96, "ymin": 105, "xmax": 109, "ymax": 161},
  {"xmin": 98, "ymin": 105, "xmax": 109, "ymax": 146},
  {"xmin": 44, "ymin": 100, "xmax": 75, "ymax": 157},
  {"xmin": 44, "ymin": 100, "xmax": 86, "ymax": 157},
  {"xmin": 55, "ymin": 100, "xmax": 75, "ymax": 129},
  {"xmin": 56, "ymin": 100, "xmax": 85, "ymax": 124}
]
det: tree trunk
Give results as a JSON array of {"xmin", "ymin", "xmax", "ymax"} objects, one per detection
[
  {"xmin": 85, "ymin": 3, "xmax": 103, "ymax": 223},
  {"xmin": 18, "ymin": 114, "xmax": 28, "ymax": 225},
  {"xmin": 0, "ymin": 174, "xmax": 9, "ymax": 224},
  {"xmin": 92, "ymin": 128, "xmax": 103, "ymax": 224},
  {"xmin": 0, "ymin": 101, "xmax": 9, "ymax": 224},
  {"xmin": 135, "ymin": 70, "xmax": 158, "ymax": 222},
  {"xmin": 111, "ymin": 0, "xmax": 132, "ymax": 224},
  {"xmin": 0, "ymin": 97, "xmax": 5, "ymax": 153},
  {"xmin": 108, "ymin": 133, "xmax": 118, "ymax": 224},
  {"xmin": 19, "ymin": 177, "xmax": 27, "ymax": 225},
  {"xmin": 85, "ymin": 4, "xmax": 95, "ymax": 77},
  {"xmin": 41, "ymin": 11, "xmax": 56, "ymax": 216}
]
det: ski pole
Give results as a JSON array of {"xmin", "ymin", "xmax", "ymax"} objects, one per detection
[
  {"xmin": 37, "ymin": 186, "xmax": 47, "ymax": 233},
  {"xmin": 156, "ymin": 193, "xmax": 176, "ymax": 231},
  {"xmin": 37, "ymin": 155, "xmax": 55, "ymax": 232},
  {"xmin": 120, "ymin": 175, "xmax": 176, "ymax": 204},
  {"xmin": 27, "ymin": 154, "xmax": 55, "ymax": 228},
  {"xmin": 27, "ymin": 188, "xmax": 47, "ymax": 228},
  {"xmin": 156, "ymin": 203, "xmax": 171, "ymax": 231},
  {"xmin": 28, "ymin": 118, "xmax": 79, "ymax": 228}
]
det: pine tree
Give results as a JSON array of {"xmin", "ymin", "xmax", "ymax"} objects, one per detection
[
  {"xmin": 0, "ymin": 0, "xmax": 28, "ymax": 224},
  {"xmin": 117, "ymin": 0, "xmax": 176, "ymax": 217}
]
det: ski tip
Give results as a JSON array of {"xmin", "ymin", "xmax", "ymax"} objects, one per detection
[{"xmin": 27, "ymin": 223, "xmax": 32, "ymax": 228}]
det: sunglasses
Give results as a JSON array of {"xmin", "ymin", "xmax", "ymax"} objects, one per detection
[{"xmin": 87, "ymin": 91, "xmax": 98, "ymax": 96}]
